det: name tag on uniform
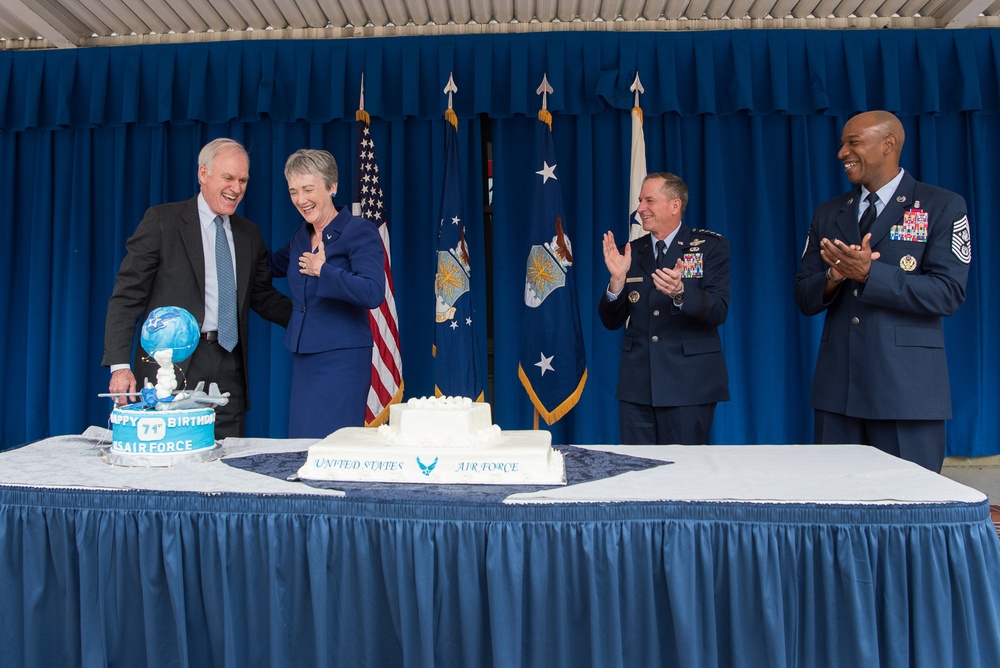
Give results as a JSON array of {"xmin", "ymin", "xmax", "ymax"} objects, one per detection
[{"xmin": 626, "ymin": 277, "xmax": 643, "ymax": 283}]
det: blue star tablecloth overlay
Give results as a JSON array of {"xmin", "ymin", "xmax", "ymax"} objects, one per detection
[{"xmin": 223, "ymin": 444, "xmax": 671, "ymax": 503}]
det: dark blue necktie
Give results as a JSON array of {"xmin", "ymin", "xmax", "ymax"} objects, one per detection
[
  {"xmin": 655, "ymin": 239, "xmax": 668, "ymax": 269},
  {"xmin": 859, "ymin": 192, "xmax": 879, "ymax": 237},
  {"xmin": 214, "ymin": 216, "xmax": 238, "ymax": 352}
]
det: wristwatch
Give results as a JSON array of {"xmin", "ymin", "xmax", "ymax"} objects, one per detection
[
  {"xmin": 825, "ymin": 267, "xmax": 846, "ymax": 284},
  {"xmin": 672, "ymin": 289, "xmax": 685, "ymax": 305}
]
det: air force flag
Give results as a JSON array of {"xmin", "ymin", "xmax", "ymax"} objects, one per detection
[
  {"xmin": 517, "ymin": 110, "xmax": 587, "ymax": 424},
  {"xmin": 434, "ymin": 108, "xmax": 483, "ymax": 400}
]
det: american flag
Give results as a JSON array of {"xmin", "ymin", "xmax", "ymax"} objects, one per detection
[{"xmin": 354, "ymin": 108, "xmax": 403, "ymax": 426}]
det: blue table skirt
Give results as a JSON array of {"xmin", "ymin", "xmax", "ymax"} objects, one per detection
[{"xmin": 2, "ymin": 486, "xmax": 999, "ymax": 668}]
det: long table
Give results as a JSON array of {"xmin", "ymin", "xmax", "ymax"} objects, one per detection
[{"xmin": 2, "ymin": 428, "xmax": 998, "ymax": 667}]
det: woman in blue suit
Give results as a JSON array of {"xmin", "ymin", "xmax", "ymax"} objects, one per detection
[{"xmin": 272, "ymin": 149, "xmax": 385, "ymax": 437}]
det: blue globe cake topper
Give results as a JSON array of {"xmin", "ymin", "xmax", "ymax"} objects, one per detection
[{"xmin": 140, "ymin": 306, "xmax": 200, "ymax": 363}]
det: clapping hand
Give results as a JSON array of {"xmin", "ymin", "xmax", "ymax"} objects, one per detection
[{"xmin": 603, "ymin": 231, "xmax": 632, "ymax": 293}]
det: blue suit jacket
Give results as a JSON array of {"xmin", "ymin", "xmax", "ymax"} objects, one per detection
[
  {"xmin": 598, "ymin": 225, "xmax": 730, "ymax": 407},
  {"xmin": 794, "ymin": 171, "xmax": 971, "ymax": 419},
  {"xmin": 272, "ymin": 206, "xmax": 385, "ymax": 354}
]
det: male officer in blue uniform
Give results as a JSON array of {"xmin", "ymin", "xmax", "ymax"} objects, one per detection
[
  {"xmin": 794, "ymin": 111, "xmax": 972, "ymax": 472},
  {"xmin": 600, "ymin": 172, "xmax": 730, "ymax": 445}
]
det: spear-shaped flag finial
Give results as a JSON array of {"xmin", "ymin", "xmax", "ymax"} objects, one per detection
[
  {"xmin": 630, "ymin": 72, "xmax": 644, "ymax": 109},
  {"xmin": 444, "ymin": 72, "xmax": 458, "ymax": 110},
  {"xmin": 536, "ymin": 73, "xmax": 553, "ymax": 111}
]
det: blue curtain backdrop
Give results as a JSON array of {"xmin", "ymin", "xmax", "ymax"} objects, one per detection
[{"xmin": 0, "ymin": 30, "xmax": 998, "ymax": 455}]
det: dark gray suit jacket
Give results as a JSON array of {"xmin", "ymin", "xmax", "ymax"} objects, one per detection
[{"xmin": 103, "ymin": 197, "xmax": 291, "ymax": 401}]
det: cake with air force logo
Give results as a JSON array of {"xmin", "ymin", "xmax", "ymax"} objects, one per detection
[
  {"xmin": 296, "ymin": 396, "xmax": 566, "ymax": 485},
  {"xmin": 102, "ymin": 306, "xmax": 229, "ymax": 466}
]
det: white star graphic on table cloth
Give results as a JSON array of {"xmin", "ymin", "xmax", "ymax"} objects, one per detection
[
  {"xmin": 535, "ymin": 352, "xmax": 555, "ymax": 376},
  {"xmin": 536, "ymin": 161, "xmax": 557, "ymax": 183}
]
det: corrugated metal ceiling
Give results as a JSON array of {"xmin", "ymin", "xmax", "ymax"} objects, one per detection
[{"xmin": 2, "ymin": 0, "xmax": 999, "ymax": 49}]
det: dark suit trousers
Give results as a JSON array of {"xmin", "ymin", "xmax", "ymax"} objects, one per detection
[
  {"xmin": 619, "ymin": 400, "xmax": 717, "ymax": 445},
  {"xmin": 814, "ymin": 410, "xmax": 947, "ymax": 473},
  {"xmin": 184, "ymin": 339, "xmax": 247, "ymax": 439}
]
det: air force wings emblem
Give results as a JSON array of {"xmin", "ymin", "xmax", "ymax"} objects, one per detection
[
  {"xmin": 524, "ymin": 218, "xmax": 574, "ymax": 308},
  {"xmin": 417, "ymin": 456, "xmax": 438, "ymax": 476},
  {"xmin": 435, "ymin": 242, "xmax": 471, "ymax": 323}
]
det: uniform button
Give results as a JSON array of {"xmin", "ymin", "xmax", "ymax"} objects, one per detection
[
  {"xmin": 300, "ymin": 307, "xmax": 307, "ymax": 313},
  {"xmin": 653, "ymin": 309, "xmax": 660, "ymax": 317},
  {"xmin": 651, "ymin": 336, "xmax": 659, "ymax": 343},
  {"xmin": 851, "ymin": 317, "xmax": 860, "ymax": 325},
  {"xmin": 853, "ymin": 288, "xmax": 859, "ymax": 297}
]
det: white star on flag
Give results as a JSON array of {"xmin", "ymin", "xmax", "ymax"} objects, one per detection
[
  {"xmin": 536, "ymin": 161, "xmax": 557, "ymax": 183},
  {"xmin": 535, "ymin": 352, "xmax": 555, "ymax": 376}
]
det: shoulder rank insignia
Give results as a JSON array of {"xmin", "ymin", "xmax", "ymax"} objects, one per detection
[
  {"xmin": 689, "ymin": 228, "xmax": 722, "ymax": 239},
  {"xmin": 952, "ymin": 216, "xmax": 972, "ymax": 264}
]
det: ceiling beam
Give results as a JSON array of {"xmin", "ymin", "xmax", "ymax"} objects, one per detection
[
  {"xmin": 2, "ymin": 0, "xmax": 81, "ymax": 47},
  {"xmin": 937, "ymin": 0, "xmax": 993, "ymax": 26}
]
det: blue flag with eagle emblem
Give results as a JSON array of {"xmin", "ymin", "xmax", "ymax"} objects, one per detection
[
  {"xmin": 433, "ymin": 110, "xmax": 484, "ymax": 400},
  {"xmin": 517, "ymin": 111, "xmax": 587, "ymax": 424}
]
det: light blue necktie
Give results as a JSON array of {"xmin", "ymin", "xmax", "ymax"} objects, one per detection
[{"xmin": 214, "ymin": 216, "xmax": 238, "ymax": 352}]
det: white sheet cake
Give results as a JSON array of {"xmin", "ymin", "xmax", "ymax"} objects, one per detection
[{"xmin": 295, "ymin": 396, "xmax": 566, "ymax": 485}]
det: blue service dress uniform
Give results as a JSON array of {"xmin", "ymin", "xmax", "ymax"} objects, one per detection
[
  {"xmin": 599, "ymin": 225, "xmax": 730, "ymax": 443},
  {"xmin": 794, "ymin": 170, "xmax": 972, "ymax": 470}
]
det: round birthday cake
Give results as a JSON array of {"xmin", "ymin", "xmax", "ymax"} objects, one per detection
[
  {"xmin": 101, "ymin": 306, "xmax": 226, "ymax": 467},
  {"xmin": 105, "ymin": 404, "xmax": 218, "ymax": 466}
]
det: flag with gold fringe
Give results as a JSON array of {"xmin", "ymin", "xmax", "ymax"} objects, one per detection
[
  {"xmin": 433, "ymin": 77, "xmax": 483, "ymax": 400},
  {"xmin": 517, "ymin": 76, "xmax": 587, "ymax": 424},
  {"xmin": 354, "ymin": 83, "xmax": 403, "ymax": 427}
]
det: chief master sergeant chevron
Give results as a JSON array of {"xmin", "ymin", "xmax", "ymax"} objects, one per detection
[
  {"xmin": 600, "ymin": 172, "xmax": 730, "ymax": 445},
  {"xmin": 794, "ymin": 110, "xmax": 972, "ymax": 473}
]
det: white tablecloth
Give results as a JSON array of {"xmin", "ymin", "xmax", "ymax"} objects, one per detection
[{"xmin": 0, "ymin": 427, "xmax": 985, "ymax": 505}]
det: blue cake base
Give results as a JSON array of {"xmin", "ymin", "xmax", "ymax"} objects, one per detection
[{"xmin": 104, "ymin": 404, "xmax": 220, "ymax": 467}]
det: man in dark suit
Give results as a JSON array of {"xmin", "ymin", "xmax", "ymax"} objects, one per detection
[
  {"xmin": 600, "ymin": 172, "xmax": 730, "ymax": 445},
  {"xmin": 794, "ymin": 111, "xmax": 972, "ymax": 472},
  {"xmin": 103, "ymin": 138, "xmax": 292, "ymax": 438}
]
